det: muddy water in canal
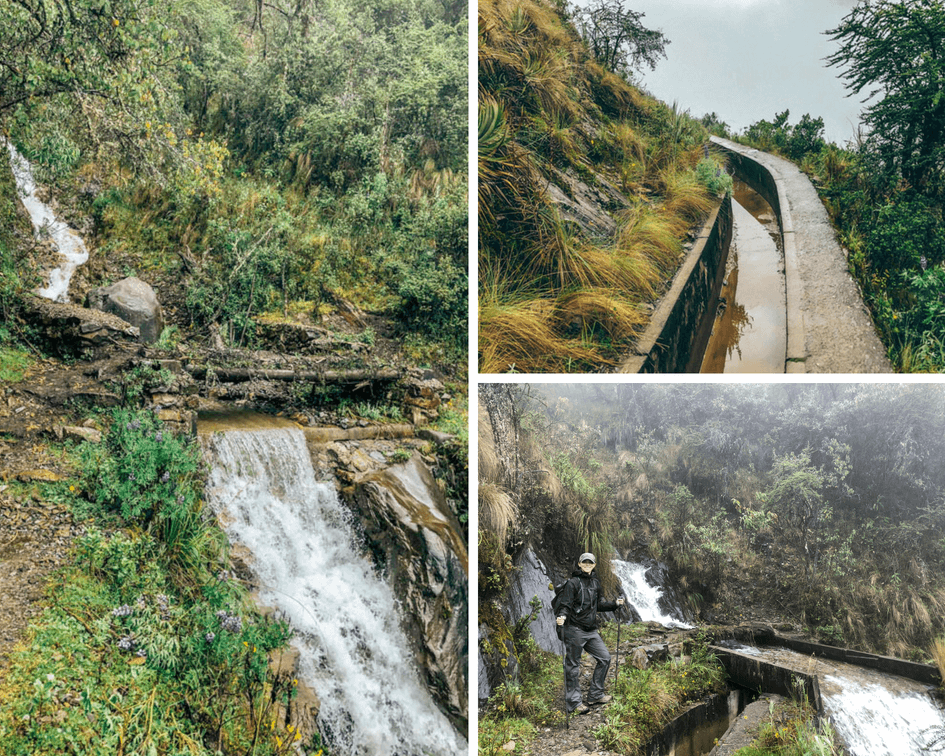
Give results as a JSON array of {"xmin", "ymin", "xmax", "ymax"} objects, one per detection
[{"xmin": 701, "ymin": 180, "xmax": 786, "ymax": 373}]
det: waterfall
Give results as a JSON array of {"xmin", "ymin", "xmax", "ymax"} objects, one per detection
[
  {"xmin": 612, "ymin": 560, "xmax": 693, "ymax": 628},
  {"xmin": 3, "ymin": 139, "xmax": 89, "ymax": 303},
  {"xmin": 733, "ymin": 644, "xmax": 945, "ymax": 755},
  {"xmin": 203, "ymin": 426, "xmax": 465, "ymax": 755}
]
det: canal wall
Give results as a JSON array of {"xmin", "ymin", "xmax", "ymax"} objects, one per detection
[
  {"xmin": 708, "ymin": 137, "xmax": 804, "ymax": 373},
  {"xmin": 709, "ymin": 136, "xmax": 891, "ymax": 373},
  {"xmin": 711, "ymin": 645, "xmax": 823, "ymax": 711},
  {"xmin": 645, "ymin": 689, "xmax": 749, "ymax": 756},
  {"xmin": 774, "ymin": 635, "xmax": 940, "ymax": 686},
  {"xmin": 619, "ymin": 194, "xmax": 733, "ymax": 373}
]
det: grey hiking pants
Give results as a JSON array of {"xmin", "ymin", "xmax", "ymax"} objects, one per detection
[{"xmin": 563, "ymin": 625, "xmax": 611, "ymax": 711}]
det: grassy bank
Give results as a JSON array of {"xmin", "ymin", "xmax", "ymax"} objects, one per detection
[
  {"xmin": 478, "ymin": 0, "xmax": 730, "ymax": 373},
  {"xmin": 1, "ymin": 0, "xmax": 467, "ymax": 364},
  {"xmin": 478, "ymin": 619, "xmax": 727, "ymax": 756},
  {"xmin": 0, "ymin": 407, "xmax": 314, "ymax": 755}
]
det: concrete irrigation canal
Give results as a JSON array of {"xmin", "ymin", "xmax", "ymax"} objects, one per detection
[
  {"xmin": 622, "ymin": 138, "xmax": 893, "ymax": 373},
  {"xmin": 699, "ymin": 178, "xmax": 786, "ymax": 373},
  {"xmin": 713, "ymin": 635, "xmax": 944, "ymax": 756},
  {"xmin": 709, "ymin": 136, "xmax": 891, "ymax": 374}
]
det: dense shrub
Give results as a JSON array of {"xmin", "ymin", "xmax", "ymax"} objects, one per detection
[{"xmin": 866, "ymin": 196, "xmax": 945, "ymax": 272}]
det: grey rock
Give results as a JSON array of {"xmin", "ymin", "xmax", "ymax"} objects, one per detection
[{"xmin": 87, "ymin": 277, "xmax": 164, "ymax": 344}]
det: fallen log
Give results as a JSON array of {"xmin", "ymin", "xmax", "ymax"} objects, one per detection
[{"xmin": 184, "ymin": 365, "xmax": 401, "ymax": 383}]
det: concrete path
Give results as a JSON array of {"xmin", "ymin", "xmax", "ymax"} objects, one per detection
[{"xmin": 711, "ymin": 137, "xmax": 892, "ymax": 373}]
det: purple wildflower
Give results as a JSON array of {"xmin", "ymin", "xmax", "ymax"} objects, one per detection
[
  {"xmin": 161, "ymin": 471, "xmax": 170, "ymax": 483},
  {"xmin": 111, "ymin": 604, "xmax": 132, "ymax": 618},
  {"xmin": 205, "ymin": 632, "xmax": 216, "ymax": 643}
]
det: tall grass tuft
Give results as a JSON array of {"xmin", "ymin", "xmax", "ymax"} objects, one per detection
[{"xmin": 478, "ymin": 0, "xmax": 715, "ymax": 372}]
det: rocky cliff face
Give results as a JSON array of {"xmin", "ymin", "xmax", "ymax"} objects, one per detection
[{"xmin": 335, "ymin": 451, "xmax": 469, "ymax": 736}]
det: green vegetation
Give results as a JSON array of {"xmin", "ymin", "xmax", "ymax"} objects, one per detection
[
  {"xmin": 596, "ymin": 642, "xmax": 727, "ymax": 754},
  {"xmin": 732, "ymin": 0, "xmax": 945, "ymax": 372},
  {"xmin": 0, "ymin": 347, "xmax": 32, "ymax": 383},
  {"xmin": 481, "ymin": 383, "xmax": 945, "ymax": 660},
  {"xmin": 479, "ymin": 612, "xmax": 726, "ymax": 756},
  {"xmin": 731, "ymin": 699, "xmax": 840, "ymax": 756},
  {"xmin": 0, "ymin": 0, "xmax": 467, "ymax": 355},
  {"xmin": 0, "ymin": 408, "xmax": 310, "ymax": 754},
  {"xmin": 478, "ymin": 0, "xmax": 727, "ymax": 372}
]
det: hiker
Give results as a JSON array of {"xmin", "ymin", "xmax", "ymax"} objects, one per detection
[{"xmin": 555, "ymin": 552, "xmax": 625, "ymax": 715}]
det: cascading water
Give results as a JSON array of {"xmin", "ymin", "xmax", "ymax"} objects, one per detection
[
  {"xmin": 612, "ymin": 560, "xmax": 692, "ymax": 628},
  {"xmin": 3, "ymin": 139, "xmax": 89, "ymax": 303},
  {"xmin": 203, "ymin": 425, "xmax": 465, "ymax": 755},
  {"xmin": 733, "ymin": 644, "xmax": 945, "ymax": 755}
]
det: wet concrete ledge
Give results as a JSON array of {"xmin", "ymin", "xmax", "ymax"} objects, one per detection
[
  {"xmin": 774, "ymin": 634, "xmax": 940, "ymax": 686},
  {"xmin": 710, "ymin": 136, "xmax": 805, "ymax": 373},
  {"xmin": 618, "ymin": 195, "xmax": 733, "ymax": 373},
  {"xmin": 711, "ymin": 646, "xmax": 823, "ymax": 712}
]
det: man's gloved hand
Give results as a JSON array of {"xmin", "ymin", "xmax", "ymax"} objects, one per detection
[{"xmin": 557, "ymin": 615, "xmax": 566, "ymax": 626}]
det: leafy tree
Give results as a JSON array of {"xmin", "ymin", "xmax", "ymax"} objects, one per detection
[
  {"xmin": 570, "ymin": 0, "xmax": 669, "ymax": 77},
  {"xmin": 826, "ymin": 0, "xmax": 945, "ymax": 194}
]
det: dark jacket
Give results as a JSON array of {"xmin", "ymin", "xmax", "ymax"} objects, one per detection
[{"xmin": 558, "ymin": 569, "xmax": 618, "ymax": 631}]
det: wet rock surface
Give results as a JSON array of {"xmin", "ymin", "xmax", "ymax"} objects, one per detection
[
  {"xmin": 341, "ymin": 454, "xmax": 468, "ymax": 733},
  {"xmin": 708, "ymin": 694, "xmax": 784, "ymax": 756}
]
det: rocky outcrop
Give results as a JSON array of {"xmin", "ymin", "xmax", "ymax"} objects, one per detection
[
  {"xmin": 403, "ymin": 371, "xmax": 444, "ymax": 425},
  {"xmin": 87, "ymin": 277, "xmax": 164, "ymax": 344},
  {"xmin": 478, "ymin": 604, "xmax": 520, "ymax": 703},
  {"xmin": 545, "ymin": 165, "xmax": 629, "ymax": 239},
  {"xmin": 343, "ymin": 455, "xmax": 468, "ymax": 734},
  {"xmin": 24, "ymin": 295, "xmax": 140, "ymax": 356}
]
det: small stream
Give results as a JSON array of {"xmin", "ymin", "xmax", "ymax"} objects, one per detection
[
  {"xmin": 733, "ymin": 644, "xmax": 945, "ymax": 755},
  {"xmin": 200, "ymin": 416, "xmax": 465, "ymax": 755},
  {"xmin": 3, "ymin": 139, "xmax": 88, "ymax": 302},
  {"xmin": 700, "ymin": 179, "xmax": 786, "ymax": 373}
]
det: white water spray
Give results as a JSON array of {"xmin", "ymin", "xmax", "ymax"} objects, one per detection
[
  {"xmin": 734, "ymin": 644, "xmax": 945, "ymax": 755},
  {"xmin": 612, "ymin": 560, "xmax": 692, "ymax": 628},
  {"xmin": 3, "ymin": 139, "xmax": 88, "ymax": 302},
  {"xmin": 203, "ymin": 427, "xmax": 465, "ymax": 755}
]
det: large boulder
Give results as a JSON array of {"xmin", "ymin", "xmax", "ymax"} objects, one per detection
[{"xmin": 87, "ymin": 277, "xmax": 164, "ymax": 344}]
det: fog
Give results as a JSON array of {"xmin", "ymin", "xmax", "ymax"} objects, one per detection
[{"xmin": 581, "ymin": 0, "xmax": 865, "ymax": 145}]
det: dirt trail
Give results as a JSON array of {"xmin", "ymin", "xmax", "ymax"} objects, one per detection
[
  {"xmin": 499, "ymin": 628, "xmax": 692, "ymax": 756},
  {"xmin": 712, "ymin": 137, "xmax": 892, "ymax": 373}
]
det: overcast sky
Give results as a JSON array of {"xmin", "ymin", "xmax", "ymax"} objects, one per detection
[{"xmin": 599, "ymin": 0, "xmax": 864, "ymax": 145}]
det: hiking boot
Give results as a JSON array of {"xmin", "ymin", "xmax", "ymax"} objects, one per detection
[
  {"xmin": 571, "ymin": 703, "xmax": 591, "ymax": 715},
  {"xmin": 587, "ymin": 694, "xmax": 612, "ymax": 705}
]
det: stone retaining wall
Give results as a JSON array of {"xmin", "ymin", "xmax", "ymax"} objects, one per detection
[{"xmin": 619, "ymin": 195, "xmax": 733, "ymax": 373}]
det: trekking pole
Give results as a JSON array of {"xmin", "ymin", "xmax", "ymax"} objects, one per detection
[
  {"xmin": 614, "ymin": 593, "xmax": 624, "ymax": 685},
  {"xmin": 560, "ymin": 619, "xmax": 569, "ymax": 730}
]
